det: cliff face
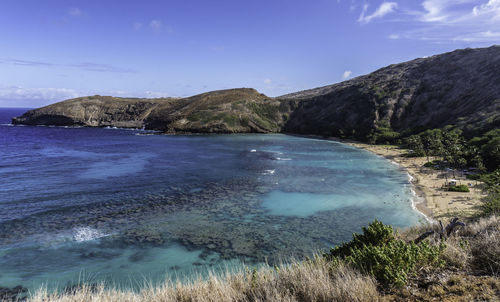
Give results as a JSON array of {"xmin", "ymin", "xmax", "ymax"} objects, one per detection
[
  {"xmin": 280, "ymin": 46, "xmax": 500, "ymax": 139},
  {"xmin": 12, "ymin": 89, "xmax": 296, "ymax": 133},
  {"xmin": 12, "ymin": 46, "xmax": 500, "ymax": 139},
  {"xmin": 11, "ymin": 96, "xmax": 169, "ymax": 128}
]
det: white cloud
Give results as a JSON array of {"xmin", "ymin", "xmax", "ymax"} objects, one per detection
[
  {"xmin": 473, "ymin": 0, "xmax": 500, "ymax": 19},
  {"xmin": 0, "ymin": 85, "xmax": 177, "ymax": 106},
  {"xmin": 420, "ymin": 0, "xmax": 450, "ymax": 22},
  {"xmin": 0, "ymin": 58, "xmax": 136, "ymax": 73},
  {"xmin": 144, "ymin": 91, "xmax": 171, "ymax": 98},
  {"xmin": 68, "ymin": 7, "xmax": 82, "ymax": 17},
  {"xmin": 264, "ymin": 78, "xmax": 272, "ymax": 84},
  {"xmin": 150, "ymin": 20, "xmax": 162, "ymax": 31},
  {"xmin": 0, "ymin": 85, "xmax": 81, "ymax": 101},
  {"xmin": 453, "ymin": 30, "xmax": 500, "ymax": 41},
  {"xmin": 107, "ymin": 90, "xmax": 172, "ymax": 98},
  {"xmin": 358, "ymin": 2, "xmax": 398, "ymax": 24},
  {"xmin": 342, "ymin": 70, "xmax": 353, "ymax": 79},
  {"xmin": 357, "ymin": 0, "xmax": 500, "ymax": 43}
]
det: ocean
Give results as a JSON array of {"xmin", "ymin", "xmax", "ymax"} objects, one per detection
[{"xmin": 0, "ymin": 107, "xmax": 422, "ymax": 291}]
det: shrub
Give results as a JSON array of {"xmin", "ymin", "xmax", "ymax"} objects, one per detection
[
  {"xmin": 344, "ymin": 240, "xmax": 445, "ymax": 287},
  {"xmin": 448, "ymin": 185, "xmax": 470, "ymax": 192},
  {"xmin": 423, "ymin": 160, "xmax": 446, "ymax": 170},
  {"xmin": 480, "ymin": 191, "xmax": 500, "ymax": 216},
  {"xmin": 370, "ymin": 127, "xmax": 401, "ymax": 144},
  {"xmin": 325, "ymin": 220, "xmax": 445, "ymax": 287},
  {"xmin": 466, "ymin": 173, "xmax": 481, "ymax": 180},
  {"xmin": 326, "ymin": 220, "xmax": 394, "ymax": 259}
]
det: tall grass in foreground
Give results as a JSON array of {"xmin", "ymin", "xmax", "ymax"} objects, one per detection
[
  {"xmin": 28, "ymin": 216, "xmax": 499, "ymax": 302},
  {"xmin": 30, "ymin": 260, "xmax": 378, "ymax": 302}
]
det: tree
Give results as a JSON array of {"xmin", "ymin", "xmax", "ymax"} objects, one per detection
[
  {"xmin": 480, "ymin": 170, "xmax": 500, "ymax": 216},
  {"xmin": 482, "ymin": 137, "xmax": 500, "ymax": 171},
  {"xmin": 406, "ymin": 135, "xmax": 425, "ymax": 157},
  {"xmin": 421, "ymin": 129, "xmax": 444, "ymax": 162},
  {"xmin": 442, "ymin": 129, "xmax": 464, "ymax": 177}
]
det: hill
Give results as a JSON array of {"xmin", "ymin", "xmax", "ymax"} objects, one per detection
[
  {"xmin": 12, "ymin": 46, "xmax": 500, "ymax": 140},
  {"xmin": 12, "ymin": 88, "xmax": 294, "ymax": 133},
  {"xmin": 280, "ymin": 46, "xmax": 500, "ymax": 141}
]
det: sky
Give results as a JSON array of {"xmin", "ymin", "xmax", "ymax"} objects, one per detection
[{"xmin": 1, "ymin": 0, "xmax": 499, "ymax": 107}]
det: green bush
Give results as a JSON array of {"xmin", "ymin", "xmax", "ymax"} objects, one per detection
[
  {"xmin": 325, "ymin": 220, "xmax": 445, "ymax": 287},
  {"xmin": 479, "ymin": 170, "xmax": 500, "ymax": 216},
  {"xmin": 326, "ymin": 220, "xmax": 394, "ymax": 259},
  {"xmin": 466, "ymin": 173, "xmax": 481, "ymax": 180},
  {"xmin": 423, "ymin": 160, "xmax": 445, "ymax": 170},
  {"xmin": 344, "ymin": 240, "xmax": 444, "ymax": 287},
  {"xmin": 423, "ymin": 161, "xmax": 434, "ymax": 168},
  {"xmin": 448, "ymin": 185, "xmax": 470, "ymax": 192}
]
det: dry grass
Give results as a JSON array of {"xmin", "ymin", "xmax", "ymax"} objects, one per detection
[
  {"xmin": 399, "ymin": 216, "xmax": 500, "ymax": 273},
  {"xmin": 28, "ymin": 258, "xmax": 379, "ymax": 302},
  {"xmin": 23, "ymin": 216, "xmax": 500, "ymax": 302}
]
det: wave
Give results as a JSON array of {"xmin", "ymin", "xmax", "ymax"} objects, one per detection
[
  {"xmin": 407, "ymin": 172, "xmax": 414, "ymax": 182},
  {"xmin": 261, "ymin": 150, "xmax": 284, "ymax": 155},
  {"xmin": 262, "ymin": 169, "xmax": 275, "ymax": 175},
  {"xmin": 72, "ymin": 227, "xmax": 109, "ymax": 242}
]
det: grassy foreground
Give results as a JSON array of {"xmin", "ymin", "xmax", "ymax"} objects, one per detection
[{"xmin": 24, "ymin": 216, "xmax": 500, "ymax": 302}]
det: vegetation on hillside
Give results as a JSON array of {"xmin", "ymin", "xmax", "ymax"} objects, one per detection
[
  {"xmin": 325, "ymin": 220, "xmax": 445, "ymax": 288},
  {"xmin": 480, "ymin": 170, "xmax": 500, "ymax": 216},
  {"xmin": 403, "ymin": 127, "xmax": 499, "ymax": 172}
]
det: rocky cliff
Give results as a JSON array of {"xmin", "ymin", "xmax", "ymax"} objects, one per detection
[
  {"xmin": 12, "ymin": 89, "xmax": 296, "ymax": 133},
  {"xmin": 11, "ymin": 96, "xmax": 169, "ymax": 128},
  {"xmin": 12, "ymin": 46, "xmax": 500, "ymax": 140},
  {"xmin": 280, "ymin": 46, "xmax": 500, "ymax": 140}
]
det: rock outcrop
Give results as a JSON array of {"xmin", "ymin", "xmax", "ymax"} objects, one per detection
[{"xmin": 12, "ymin": 46, "xmax": 500, "ymax": 140}]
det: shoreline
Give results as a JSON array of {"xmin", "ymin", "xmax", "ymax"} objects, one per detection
[
  {"xmin": 354, "ymin": 143, "xmax": 434, "ymax": 221},
  {"xmin": 292, "ymin": 134, "xmax": 484, "ymax": 220},
  {"xmin": 339, "ymin": 140, "xmax": 484, "ymax": 220}
]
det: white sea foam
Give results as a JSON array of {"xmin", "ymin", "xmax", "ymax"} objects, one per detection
[
  {"xmin": 276, "ymin": 157, "xmax": 292, "ymax": 161},
  {"xmin": 62, "ymin": 125, "xmax": 84, "ymax": 128},
  {"xmin": 250, "ymin": 149, "xmax": 257, "ymax": 152},
  {"xmin": 389, "ymin": 160, "xmax": 399, "ymax": 166},
  {"xmin": 407, "ymin": 172, "xmax": 414, "ymax": 182},
  {"xmin": 263, "ymin": 169, "xmax": 275, "ymax": 175},
  {"xmin": 410, "ymin": 189, "xmax": 433, "ymax": 223},
  {"xmin": 261, "ymin": 150, "xmax": 283, "ymax": 155},
  {"xmin": 72, "ymin": 227, "xmax": 108, "ymax": 242}
]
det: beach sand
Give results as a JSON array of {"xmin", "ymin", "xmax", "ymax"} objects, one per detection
[{"xmin": 346, "ymin": 142, "xmax": 485, "ymax": 219}]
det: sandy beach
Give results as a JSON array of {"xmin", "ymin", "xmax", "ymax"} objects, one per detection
[{"xmin": 345, "ymin": 142, "xmax": 485, "ymax": 219}]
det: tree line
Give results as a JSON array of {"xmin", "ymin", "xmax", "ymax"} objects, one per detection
[{"xmin": 404, "ymin": 127, "xmax": 499, "ymax": 173}]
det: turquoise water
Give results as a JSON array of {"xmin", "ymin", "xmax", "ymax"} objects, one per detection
[{"xmin": 0, "ymin": 108, "xmax": 423, "ymax": 292}]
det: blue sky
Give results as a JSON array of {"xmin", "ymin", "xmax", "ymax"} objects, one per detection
[{"xmin": 1, "ymin": 0, "xmax": 499, "ymax": 107}]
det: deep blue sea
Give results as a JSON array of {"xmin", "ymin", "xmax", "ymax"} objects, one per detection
[{"xmin": 0, "ymin": 108, "xmax": 423, "ymax": 291}]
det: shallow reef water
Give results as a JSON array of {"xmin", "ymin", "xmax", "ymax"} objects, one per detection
[{"xmin": 0, "ymin": 108, "xmax": 423, "ymax": 291}]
